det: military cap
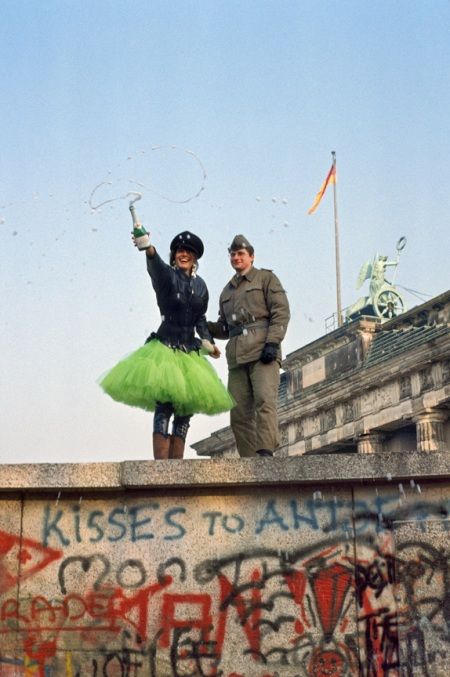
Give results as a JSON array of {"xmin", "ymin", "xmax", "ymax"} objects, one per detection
[
  {"xmin": 170, "ymin": 231, "xmax": 204, "ymax": 259},
  {"xmin": 228, "ymin": 234, "xmax": 254, "ymax": 253}
]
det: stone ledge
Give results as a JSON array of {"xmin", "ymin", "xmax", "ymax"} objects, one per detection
[
  {"xmin": 0, "ymin": 462, "xmax": 121, "ymax": 491},
  {"xmin": 122, "ymin": 451, "xmax": 450, "ymax": 488},
  {"xmin": 0, "ymin": 452, "xmax": 449, "ymax": 492}
]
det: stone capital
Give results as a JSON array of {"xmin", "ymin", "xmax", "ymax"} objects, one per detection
[{"xmin": 357, "ymin": 432, "xmax": 384, "ymax": 455}]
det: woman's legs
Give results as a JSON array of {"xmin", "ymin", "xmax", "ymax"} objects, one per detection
[
  {"xmin": 153, "ymin": 403, "xmax": 173, "ymax": 460},
  {"xmin": 169, "ymin": 415, "xmax": 191, "ymax": 459}
]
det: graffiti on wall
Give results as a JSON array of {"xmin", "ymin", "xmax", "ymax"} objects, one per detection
[{"xmin": 0, "ymin": 492, "xmax": 449, "ymax": 676}]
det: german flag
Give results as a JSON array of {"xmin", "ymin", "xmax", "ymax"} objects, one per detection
[{"xmin": 308, "ymin": 164, "xmax": 336, "ymax": 214}]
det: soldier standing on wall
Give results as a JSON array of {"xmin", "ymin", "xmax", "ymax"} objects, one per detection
[{"xmin": 208, "ymin": 235, "xmax": 290, "ymax": 458}]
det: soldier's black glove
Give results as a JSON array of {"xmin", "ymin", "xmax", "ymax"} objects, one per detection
[{"xmin": 260, "ymin": 342, "xmax": 279, "ymax": 364}]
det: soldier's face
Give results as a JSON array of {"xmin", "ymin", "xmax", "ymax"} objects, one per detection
[{"xmin": 230, "ymin": 248, "xmax": 254, "ymax": 273}]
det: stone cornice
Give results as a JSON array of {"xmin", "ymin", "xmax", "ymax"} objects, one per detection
[
  {"xmin": 279, "ymin": 337, "xmax": 450, "ymax": 420},
  {"xmin": 282, "ymin": 316, "xmax": 380, "ymax": 369}
]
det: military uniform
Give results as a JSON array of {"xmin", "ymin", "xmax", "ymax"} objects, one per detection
[{"xmin": 209, "ymin": 257, "xmax": 290, "ymax": 457}]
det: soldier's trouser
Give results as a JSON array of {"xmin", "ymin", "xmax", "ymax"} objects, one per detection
[{"xmin": 228, "ymin": 360, "xmax": 280, "ymax": 457}]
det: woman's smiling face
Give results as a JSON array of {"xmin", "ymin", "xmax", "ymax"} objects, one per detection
[{"xmin": 174, "ymin": 247, "xmax": 196, "ymax": 273}]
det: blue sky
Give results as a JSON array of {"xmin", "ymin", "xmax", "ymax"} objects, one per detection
[{"xmin": 1, "ymin": 0, "xmax": 449, "ymax": 462}]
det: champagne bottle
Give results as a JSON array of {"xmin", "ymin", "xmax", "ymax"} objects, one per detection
[{"xmin": 130, "ymin": 204, "xmax": 150, "ymax": 250}]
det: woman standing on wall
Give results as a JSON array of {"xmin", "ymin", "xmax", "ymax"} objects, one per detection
[{"xmin": 99, "ymin": 218, "xmax": 234, "ymax": 460}]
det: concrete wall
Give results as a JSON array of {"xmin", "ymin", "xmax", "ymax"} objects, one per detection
[{"xmin": 0, "ymin": 453, "xmax": 450, "ymax": 676}]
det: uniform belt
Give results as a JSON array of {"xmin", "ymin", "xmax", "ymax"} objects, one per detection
[{"xmin": 228, "ymin": 320, "xmax": 269, "ymax": 337}]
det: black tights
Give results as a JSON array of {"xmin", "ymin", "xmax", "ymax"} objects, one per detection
[{"xmin": 153, "ymin": 402, "xmax": 191, "ymax": 440}]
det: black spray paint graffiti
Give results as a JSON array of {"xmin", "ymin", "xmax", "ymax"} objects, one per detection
[{"xmin": 9, "ymin": 534, "xmax": 443, "ymax": 676}]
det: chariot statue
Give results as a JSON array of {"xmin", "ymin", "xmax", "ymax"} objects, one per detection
[{"xmin": 346, "ymin": 237, "xmax": 407, "ymax": 321}]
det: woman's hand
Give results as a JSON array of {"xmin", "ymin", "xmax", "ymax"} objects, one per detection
[
  {"xmin": 132, "ymin": 234, "xmax": 155, "ymax": 256},
  {"xmin": 131, "ymin": 232, "xmax": 152, "ymax": 250},
  {"xmin": 201, "ymin": 339, "xmax": 221, "ymax": 358},
  {"xmin": 210, "ymin": 345, "xmax": 221, "ymax": 359}
]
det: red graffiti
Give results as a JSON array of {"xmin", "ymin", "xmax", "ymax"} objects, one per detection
[
  {"xmin": 217, "ymin": 568, "xmax": 263, "ymax": 658},
  {"xmin": 159, "ymin": 593, "xmax": 213, "ymax": 649},
  {"xmin": 310, "ymin": 563, "xmax": 352, "ymax": 640},
  {"xmin": 284, "ymin": 568, "xmax": 310, "ymax": 629},
  {"xmin": 309, "ymin": 648, "xmax": 347, "ymax": 677},
  {"xmin": 0, "ymin": 529, "xmax": 62, "ymax": 594}
]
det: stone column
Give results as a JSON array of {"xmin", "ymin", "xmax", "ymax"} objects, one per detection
[
  {"xmin": 357, "ymin": 432, "xmax": 384, "ymax": 454},
  {"xmin": 414, "ymin": 411, "xmax": 447, "ymax": 452}
]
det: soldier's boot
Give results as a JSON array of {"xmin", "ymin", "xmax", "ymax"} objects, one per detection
[{"xmin": 256, "ymin": 449, "xmax": 274, "ymax": 457}]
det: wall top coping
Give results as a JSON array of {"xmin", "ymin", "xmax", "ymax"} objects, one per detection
[{"xmin": 0, "ymin": 451, "xmax": 449, "ymax": 492}]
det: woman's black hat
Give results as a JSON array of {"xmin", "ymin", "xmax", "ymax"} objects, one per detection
[{"xmin": 170, "ymin": 231, "xmax": 204, "ymax": 259}]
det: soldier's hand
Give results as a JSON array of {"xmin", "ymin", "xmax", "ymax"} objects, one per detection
[{"xmin": 260, "ymin": 342, "xmax": 279, "ymax": 364}]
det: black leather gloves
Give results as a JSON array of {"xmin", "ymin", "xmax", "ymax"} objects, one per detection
[{"xmin": 260, "ymin": 342, "xmax": 279, "ymax": 364}]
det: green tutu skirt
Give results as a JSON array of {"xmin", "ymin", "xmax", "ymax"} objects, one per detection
[{"xmin": 98, "ymin": 339, "xmax": 234, "ymax": 416}]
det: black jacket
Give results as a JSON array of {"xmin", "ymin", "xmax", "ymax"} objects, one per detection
[{"xmin": 146, "ymin": 251, "xmax": 212, "ymax": 350}]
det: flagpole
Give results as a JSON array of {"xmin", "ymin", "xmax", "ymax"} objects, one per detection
[{"xmin": 332, "ymin": 151, "xmax": 343, "ymax": 326}]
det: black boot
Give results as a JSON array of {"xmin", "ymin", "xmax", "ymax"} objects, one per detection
[{"xmin": 256, "ymin": 449, "xmax": 274, "ymax": 457}]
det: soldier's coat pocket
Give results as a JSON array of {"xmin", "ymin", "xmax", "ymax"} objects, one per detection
[
  {"xmin": 221, "ymin": 292, "xmax": 233, "ymax": 310},
  {"xmin": 244, "ymin": 284, "xmax": 266, "ymax": 315}
]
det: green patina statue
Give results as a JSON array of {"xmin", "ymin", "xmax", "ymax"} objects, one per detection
[{"xmin": 347, "ymin": 237, "xmax": 407, "ymax": 321}]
